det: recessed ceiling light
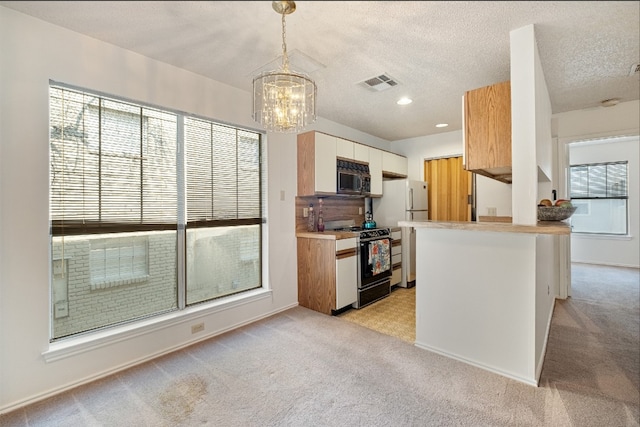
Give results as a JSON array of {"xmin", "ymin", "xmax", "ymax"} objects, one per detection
[
  {"xmin": 435, "ymin": 123, "xmax": 448, "ymax": 128},
  {"xmin": 397, "ymin": 97, "xmax": 412, "ymax": 105}
]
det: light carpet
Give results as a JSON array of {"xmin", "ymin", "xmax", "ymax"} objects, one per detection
[{"xmin": 1, "ymin": 263, "xmax": 638, "ymax": 426}]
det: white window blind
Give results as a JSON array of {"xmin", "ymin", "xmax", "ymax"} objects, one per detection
[
  {"xmin": 569, "ymin": 162, "xmax": 628, "ymax": 199},
  {"xmin": 50, "ymin": 87, "xmax": 178, "ymax": 235},
  {"xmin": 569, "ymin": 161, "xmax": 628, "ymax": 235},
  {"xmin": 184, "ymin": 118, "xmax": 262, "ymax": 305},
  {"xmin": 185, "ymin": 118, "xmax": 261, "ymax": 226}
]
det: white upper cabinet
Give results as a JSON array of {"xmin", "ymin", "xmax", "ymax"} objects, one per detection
[
  {"xmin": 382, "ymin": 151, "xmax": 408, "ymax": 178},
  {"xmin": 336, "ymin": 138, "xmax": 354, "ymax": 160},
  {"xmin": 369, "ymin": 147, "xmax": 383, "ymax": 196},
  {"xmin": 315, "ymin": 133, "xmax": 337, "ymax": 193},
  {"xmin": 297, "ymin": 131, "xmax": 337, "ymax": 196},
  {"xmin": 354, "ymin": 143, "xmax": 369, "ymax": 163},
  {"xmin": 297, "ymin": 131, "xmax": 389, "ymax": 197}
]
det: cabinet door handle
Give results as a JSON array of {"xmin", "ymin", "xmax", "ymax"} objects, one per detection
[{"xmin": 336, "ymin": 248, "xmax": 357, "ymax": 259}]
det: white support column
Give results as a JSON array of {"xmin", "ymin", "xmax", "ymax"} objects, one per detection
[{"xmin": 510, "ymin": 24, "xmax": 539, "ymax": 226}]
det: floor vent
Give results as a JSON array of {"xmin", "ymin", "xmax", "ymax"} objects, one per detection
[{"xmin": 360, "ymin": 73, "xmax": 399, "ymax": 91}]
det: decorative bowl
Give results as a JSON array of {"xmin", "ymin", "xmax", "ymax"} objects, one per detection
[{"xmin": 537, "ymin": 206, "xmax": 577, "ymax": 222}]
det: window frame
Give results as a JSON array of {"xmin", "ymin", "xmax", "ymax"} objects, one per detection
[
  {"xmin": 568, "ymin": 160, "xmax": 629, "ymax": 235},
  {"xmin": 49, "ymin": 81, "xmax": 266, "ymax": 342}
]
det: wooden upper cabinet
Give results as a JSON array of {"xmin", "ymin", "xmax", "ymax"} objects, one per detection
[
  {"xmin": 463, "ymin": 80, "xmax": 512, "ymax": 183},
  {"xmin": 297, "ymin": 131, "xmax": 337, "ymax": 196}
]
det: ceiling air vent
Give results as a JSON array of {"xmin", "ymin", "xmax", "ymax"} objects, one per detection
[
  {"xmin": 360, "ymin": 73, "xmax": 399, "ymax": 91},
  {"xmin": 629, "ymin": 63, "xmax": 640, "ymax": 76}
]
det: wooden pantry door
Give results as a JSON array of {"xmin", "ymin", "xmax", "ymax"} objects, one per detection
[{"xmin": 424, "ymin": 156, "xmax": 472, "ymax": 221}]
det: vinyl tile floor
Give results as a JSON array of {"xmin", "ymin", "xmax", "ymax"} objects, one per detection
[{"xmin": 338, "ymin": 286, "xmax": 415, "ymax": 343}]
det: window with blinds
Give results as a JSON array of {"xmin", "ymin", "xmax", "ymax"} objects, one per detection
[
  {"xmin": 50, "ymin": 88, "xmax": 178, "ymax": 235},
  {"xmin": 569, "ymin": 161, "xmax": 628, "ymax": 235},
  {"xmin": 49, "ymin": 84, "xmax": 264, "ymax": 340},
  {"xmin": 185, "ymin": 118, "xmax": 261, "ymax": 225},
  {"xmin": 184, "ymin": 118, "xmax": 262, "ymax": 305}
]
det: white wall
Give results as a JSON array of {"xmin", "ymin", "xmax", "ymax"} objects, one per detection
[
  {"xmin": 510, "ymin": 24, "xmax": 554, "ymax": 226},
  {"xmin": 554, "ymin": 101, "xmax": 640, "ymax": 267},
  {"xmin": 0, "ymin": 6, "xmax": 288, "ymax": 411},
  {"xmin": 534, "ymin": 234, "xmax": 556, "ymax": 378},
  {"xmin": 391, "ymin": 130, "xmax": 463, "ymax": 180},
  {"xmin": 0, "ymin": 6, "xmax": 388, "ymax": 412},
  {"xmin": 415, "ymin": 228, "xmax": 538, "ymax": 385},
  {"xmin": 391, "ymin": 130, "xmax": 513, "ymax": 217},
  {"xmin": 569, "ymin": 137, "xmax": 639, "ymax": 268},
  {"xmin": 307, "ymin": 117, "xmax": 391, "ymax": 152},
  {"xmin": 476, "ymin": 177, "xmax": 513, "ymax": 218}
]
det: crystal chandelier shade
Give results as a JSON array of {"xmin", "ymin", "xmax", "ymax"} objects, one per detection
[
  {"xmin": 252, "ymin": 1, "xmax": 317, "ymax": 133},
  {"xmin": 253, "ymin": 71, "xmax": 316, "ymax": 133}
]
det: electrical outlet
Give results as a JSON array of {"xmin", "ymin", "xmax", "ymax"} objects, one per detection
[
  {"xmin": 303, "ymin": 207, "xmax": 309, "ymax": 217},
  {"xmin": 191, "ymin": 323, "xmax": 204, "ymax": 334},
  {"xmin": 280, "ymin": 190, "xmax": 285, "ymax": 201},
  {"xmin": 488, "ymin": 207, "xmax": 497, "ymax": 216},
  {"xmin": 359, "ymin": 207, "xmax": 363, "ymax": 214}
]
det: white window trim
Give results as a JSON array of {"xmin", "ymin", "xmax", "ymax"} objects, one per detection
[
  {"xmin": 42, "ymin": 288, "xmax": 273, "ymax": 363},
  {"xmin": 571, "ymin": 232, "xmax": 633, "ymax": 241},
  {"xmin": 49, "ymin": 83, "xmax": 267, "ymax": 342}
]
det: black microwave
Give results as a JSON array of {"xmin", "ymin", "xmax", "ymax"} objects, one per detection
[{"xmin": 337, "ymin": 160, "xmax": 370, "ymax": 195}]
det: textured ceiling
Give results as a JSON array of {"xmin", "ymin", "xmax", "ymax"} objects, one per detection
[{"xmin": 2, "ymin": 1, "xmax": 639, "ymax": 141}]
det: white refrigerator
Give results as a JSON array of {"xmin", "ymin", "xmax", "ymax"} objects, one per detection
[{"xmin": 372, "ymin": 179, "xmax": 428, "ymax": 288}]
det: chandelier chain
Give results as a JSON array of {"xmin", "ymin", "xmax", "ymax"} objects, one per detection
[{"xmin": 281, "ymin": 11, "xmax": 289, "ymax": 72}]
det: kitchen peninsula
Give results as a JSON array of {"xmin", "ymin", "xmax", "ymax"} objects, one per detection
[{"xmin": 398, "ymin": 219, "xmax": 570, "ymax": 386}]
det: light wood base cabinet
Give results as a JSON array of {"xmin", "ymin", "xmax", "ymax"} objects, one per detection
[{"xmin": 297, "ymin": 237, "xmax": 357, "ymax": 315}]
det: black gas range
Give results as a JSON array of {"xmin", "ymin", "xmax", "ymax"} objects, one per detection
[{"xmin": 329, "ymin": 225, "xmax": 393, "ymax": 309}]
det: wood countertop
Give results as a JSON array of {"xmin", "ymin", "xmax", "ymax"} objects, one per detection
[
  {"xmin": 296, "ymin": 231, "xmax": 359, "ymax": 240},
  {"xmin": 398, "ymin": 220, "xmax": 571, "ymax": 235},
  {"xmin": 297, "ymin": 226, "xmax": 401, "ymax": 240}
]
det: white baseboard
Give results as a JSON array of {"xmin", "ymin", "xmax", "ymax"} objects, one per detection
[
  {"xmin": 413, "ymin": 341, "xmax": 539, "ymax": 387},
  {"xmin": 571, "ymin": 260, "xmax": 640, "ymax": 269}
]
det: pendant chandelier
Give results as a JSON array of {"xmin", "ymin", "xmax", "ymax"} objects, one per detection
[{"xmin": 252, "ymin": 1, "xmax": 317, "ymax": 133}]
